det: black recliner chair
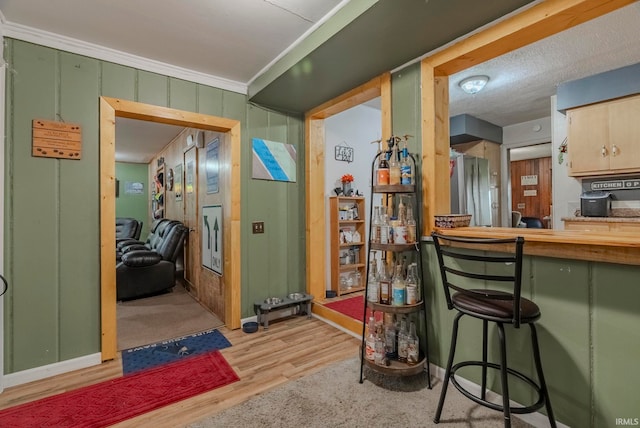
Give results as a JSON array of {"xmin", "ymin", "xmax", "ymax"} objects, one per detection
[
  {"xmin": 116, "ymin": 220, "xmax": 188, "ymax": 300},
  {"xmin": 116, "ymin": 217, "xmax": 142, "ymax": 241},
  {"xmin": 521, "ymin": 216, "xmax": 544, "ymax": 228}
]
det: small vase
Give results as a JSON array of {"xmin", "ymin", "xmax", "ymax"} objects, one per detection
[{"xmin": 342, "ymin": 182, "xmax": 352, "ymax": 195}]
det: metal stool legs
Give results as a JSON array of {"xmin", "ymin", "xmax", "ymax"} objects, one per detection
[
  {"xmin": 530, "ymin": 323, "xmax": 557, "ymax": 428},
  {"xmin": 434, "ymin": 315, "xmax": 557, "ymax": 427},
  {"xmin": 433, "ymin": 312, "xmax": 463, "ymax": 423}
]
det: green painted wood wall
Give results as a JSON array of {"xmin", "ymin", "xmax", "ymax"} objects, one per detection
[
  {"xmin": 115, "ymin": 163, "xmax": 149, "ymax": 238},
  {"xmin": 3, "ymin": 39, "xmax": 304, "ymax": 374}
]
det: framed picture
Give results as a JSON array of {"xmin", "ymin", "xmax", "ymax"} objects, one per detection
[{"xmin": 202, "ymin": 205, "xmax": 223, "ymax": 275}]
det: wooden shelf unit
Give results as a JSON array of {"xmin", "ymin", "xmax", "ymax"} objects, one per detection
[{"xmin": 329, "ymin": 196, "xmax": 367, "ymax": 296}]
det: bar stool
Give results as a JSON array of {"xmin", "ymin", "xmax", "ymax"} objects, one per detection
[{"xmin": 431, "ymin": 232, "xmax": 556, "ymax": 428}]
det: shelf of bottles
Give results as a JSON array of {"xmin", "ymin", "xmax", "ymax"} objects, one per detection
[{"xmin": 359, "ymin": 135, "xmax": 431, "ymax": 386}]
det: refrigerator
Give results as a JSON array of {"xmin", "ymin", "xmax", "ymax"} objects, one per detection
[{"xmin": 450, "ymin": 154, "xmax": 492, "ymax": 227}]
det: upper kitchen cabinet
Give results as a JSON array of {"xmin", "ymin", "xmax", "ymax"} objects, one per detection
[{"xmin": 568, "ymin": 94, "xmax": 640, "ymax": 176}]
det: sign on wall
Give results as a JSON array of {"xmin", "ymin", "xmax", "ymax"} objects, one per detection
[
  {"xmin": 521, "ymin": 175, "xmax": 538, "ymax": 186},
  {"xmin": 202, "ymin": 205, "xmax": 223, "ymax": 275},
  {"xmin": 206, "ymin": 137, "xmax": 220, "ymax": 194},
  {"xmin": 32, "ymin": 119, "xmax": 82, "ymax": 160},
  {"xmin": 252, "ymin": 138, "xmax": 297, "ymax": 182}
]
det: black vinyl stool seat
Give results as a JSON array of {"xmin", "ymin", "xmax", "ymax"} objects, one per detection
[{"xmin": 431, "ymin": 232, "xmax": 556, "ymax": 428}]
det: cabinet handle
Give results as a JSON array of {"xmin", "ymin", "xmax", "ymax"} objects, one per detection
[
  {"xmin": 612, "ymin": 144, "xmax": 618, "ymax": 157},
  {"xmin": 601, "ymin": 145, "xmax": 608, "ymax": 157}
]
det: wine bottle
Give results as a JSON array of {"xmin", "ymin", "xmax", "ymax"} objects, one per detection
[
  {"xmin": 389, "ymin": 142, "xmax": 401, "ymax": 185},
  {"xmin": 367, "ymin": 257, "xmax": 379, "ymax": 303},
  {"xmin": 379, "ymin": 261, "xmax": 390, "ymax": 305},
  {"xmin": 391, "ymin": 263, "xmax": 406, "ymax": 306},
  {"xmin": 377, "ymin": 139, "xmax": 390, "ymax": 186},
  {"xmin": 407, "ymin": 321, "xmax": 419, "ymax": 365}
]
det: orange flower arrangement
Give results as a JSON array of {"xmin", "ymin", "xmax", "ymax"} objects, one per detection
[{"xmin": 341, "ymin": 174, "xmax": 354, "ymax": 183}]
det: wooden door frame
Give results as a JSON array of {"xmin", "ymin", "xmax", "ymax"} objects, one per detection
[
  {"xmin": 419, "ymin": 0, "xmax": 636, "ymax": 234},
  {"xmin": 99, "ymin": 97, "xmax": 242, "ymax": 361},
  {"xmin": 305, "ymin": 73, "xmax": 392, "ymax": 300}
]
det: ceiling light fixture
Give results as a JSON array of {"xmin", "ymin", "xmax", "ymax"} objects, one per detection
[{"xmin": 459, "ymin": 75, "xmax": 489, "ymax": 94}]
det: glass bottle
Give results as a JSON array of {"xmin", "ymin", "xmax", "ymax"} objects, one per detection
[
  {"xmin": 379, "ymin": 260, "xmax": 390, "ymax": 305},
  {"xmin": 400, "ymin": 140, "xmax": 412, "ymax": 185},
  {"xmin": 380, "ymin": 212, "xmax": 390, "ymax": 245},
  {"xmin": 374, "ymin": 323, "xmax": 386, "ymax": 366},
  {"xmin": 391, "ymin": 263, "xmax": 406, "ymax": 306},
  {"xmin": 377, "ymin": 145, "xmax": 390, "ymax": 186},
  {"xmin": 407, "ymin": 321, "xmax": 420, "ymax": 365},
  {"xmin": 366, "ymin": 257, "xmax": 379, "ymax": 303},
  {"xmin": 405, "ymin": 263, "xmax": 419, "ymax": 304},
  {"xmin": 384, "ymin": 313, "xmax": 397, "ymax": 360},
  {"xmin": 371, "ymin": 206, "xmax": 381, "ymax": 243},
  {"xmin": 406, "ymin": 205, "xmax": 416, "ymax": 244},
  {"xmin": 389, "ymin": 143, "xmax": 401, "ymax": 185},
  {"xmin": 365, "ymin": 316, "xmax": 376, "ymax": 361},
  {"xmin": 397, "ymin": 317, "xmax": 409, "ymax": 363}
]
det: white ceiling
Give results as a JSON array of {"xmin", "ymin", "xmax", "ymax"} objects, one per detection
[{"xmin": 1, "ymin": 1, "xmax": 639, "ymax": 162}]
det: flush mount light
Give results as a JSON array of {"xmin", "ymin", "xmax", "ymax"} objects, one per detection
[{"xmin": 459, "ymin": 75, "xmax": 489, "ymax": 94}]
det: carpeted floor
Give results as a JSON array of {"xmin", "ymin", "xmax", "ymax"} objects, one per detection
[
  {"xmin": 190, "ymin": 357, "xmax": 535, "ymax": 428},
  {"xmin": 0, "ymin": 351, "xmax": 239, "ymax": 428},
  {"xmin": 117, "ymin": 284, "xmax": 224, "ymax": 350}
]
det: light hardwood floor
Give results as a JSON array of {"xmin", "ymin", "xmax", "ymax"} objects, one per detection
[{"xmin": 0, "ymin": 315, "xmax": 360, "ymax": 427}]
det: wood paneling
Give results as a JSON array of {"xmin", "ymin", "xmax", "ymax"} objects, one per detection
[{"xmin": 510, "ymin": 156, "xmax": 552, "ymax": 222}]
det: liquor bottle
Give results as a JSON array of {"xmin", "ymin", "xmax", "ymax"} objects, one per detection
[
  {"xmin": 389, "ymin": 142, "xmax": 401, "ymax": 185},
  {"xmin": 365, "ymin": 316, "xmax": 376, "ymax": 361},
  {"xmin": 379, "ymin": 260, "xmax": 390, "ymax": 305},
  {"xmin": 366, "ymin": 257, "xmax": 379, "ymax": 303},
  {"xmin": 405, "ymin": 263, "xmax": 419, "ymax": 304},
  {"xmin": 377, "ymin": 141, "xmax": 390, "ymax": 186},
  {"xmin": 384, "ymin": 313, "xmax": 397, "ymax": 360},
  {"xmin": 400, "ymin": 139, "xmax": 412, "ymax": 185},
  {"xmin": 391, "ymin": 263, "xmax": 406, "ymax": 306},
  {"xmin": 380, "ymin": 212, "xmax": 390, "ymax": 244},
  {"xmin": 371, "ymin": 206, "xmax": 381, "ymax": 243},
  {"xmin": 406, "ymin": 205, "xmax": 416, "ymax": 244},
  {"xmin": 374, "ymin": 323, "xmax": 386, "ymax": 366},
  {"xmin": 397, "ymin": 317, "xmax": 409, "ymax": 363},
  {"xmin": 407, "ymin": 321, "xmax": 420, "ymax": 365}
]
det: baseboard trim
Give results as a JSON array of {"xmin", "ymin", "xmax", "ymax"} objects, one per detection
[
  {"xmin": 428, "ymin": 363, "xmax": 569, "ymax": 428},
  {"xmin": 3, "ymin": 353, "xmax": 101, "ymax": 389}
]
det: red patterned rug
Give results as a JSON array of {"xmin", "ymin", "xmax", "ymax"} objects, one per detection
[
  {"xmin": 0, "ymin": 351, "xmax": 239, "ymax": 427},
  {"xmin": 324, "ymin": 295, "xmax": 369, "ymax": 322}
]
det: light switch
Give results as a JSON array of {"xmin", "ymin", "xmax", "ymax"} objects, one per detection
[{"xmin": 252, "ymin": 221, "xmax": 264, "ymax": 234}]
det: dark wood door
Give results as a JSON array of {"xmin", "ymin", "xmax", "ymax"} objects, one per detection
[{"xmin": 510, "ymin": 156, "xmax": 552, "ymax": 227}]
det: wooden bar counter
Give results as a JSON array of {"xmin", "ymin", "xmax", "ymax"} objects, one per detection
[
  {"xmin": 428, "ymin": 226, "xmax": 640, "ymax": 266},
  {"xmin": 421, "ymin": 226, "xmax": 640, "ymax": 427}
]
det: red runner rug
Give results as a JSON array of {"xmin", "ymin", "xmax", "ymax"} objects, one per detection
[
  {"xmin": 0, "ymin": 351, "xmax": 239, "ymax": 427},
  {"xmin": 324, "ymin": 295, "xmax": 369, "ymax": 321}
]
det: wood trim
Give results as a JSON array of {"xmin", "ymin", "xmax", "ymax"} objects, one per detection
[
  {"xmin": 312, "ymin": 303, "xmax": 362, "ymax": 336},
  {"xmin": 99, "ymin": 98, "xmax": 117, "ymax": 361},
  {"xmin": 99, "ymin": 97, "xmax": 242, "ymax": 361},
  {"xmin": 420, "ymin": 0, "xmax": 635, "ymax": 236},
  {"xmin": 305, "ymin": 72, "xmax": 392, "ymax": 302},
  {"xmin": 428, "ymin": 0, "xmax": 637, "ymax": 77},
  {"xmin": 432, "ymin": 227, "xmax": 640, "ymax": 266}
]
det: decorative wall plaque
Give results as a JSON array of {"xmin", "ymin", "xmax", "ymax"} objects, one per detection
[{"xmin": 32, "ymin": 119, "xmax": 82, "ymax": 160}]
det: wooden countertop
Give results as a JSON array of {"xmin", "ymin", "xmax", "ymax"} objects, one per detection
[
  {"xmin": 562, "ymin": 216, "xmax": 640, "ymax": 223},
  {"xmin": 423, "ymin": 227, "xmax": 640, "ymax": 266}
]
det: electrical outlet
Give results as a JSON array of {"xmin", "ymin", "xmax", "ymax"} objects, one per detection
[{"xmin": 252, "ymin": 221, "xmax": 264, "ymax": 234}]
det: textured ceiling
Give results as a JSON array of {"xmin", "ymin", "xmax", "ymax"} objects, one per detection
[{"xmin": 449, "ymin": 2, "xmax": 640, "ymax": 127}]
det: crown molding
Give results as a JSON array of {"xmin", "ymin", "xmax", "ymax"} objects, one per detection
[{"xmin": 1, "ymin": 21, "xmax": 248, "ymax": 95}]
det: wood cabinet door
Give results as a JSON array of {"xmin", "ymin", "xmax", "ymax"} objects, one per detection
[
  {"xmin": 608, "ymin": 95, "xmax": 640, "ymax": 172},
  {"xmin": 568, "ymin": 103, "xmax": 610, "ymax": 175}
]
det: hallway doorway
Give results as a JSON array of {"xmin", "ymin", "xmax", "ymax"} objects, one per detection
[{"xmin": 100, "ymin": 97, "xmax": 242, "ymax": 361}]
